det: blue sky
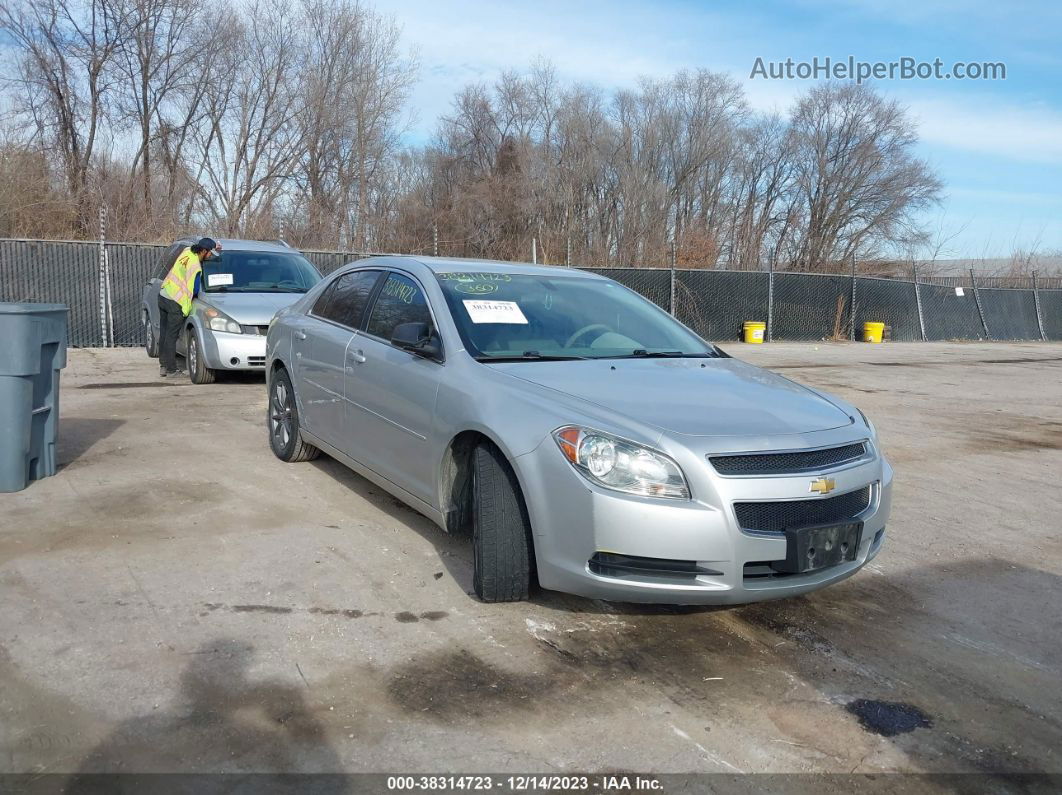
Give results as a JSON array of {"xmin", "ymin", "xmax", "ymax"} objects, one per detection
[{"xmin": 373, "ymin": 0, "xmax": 1062, "ymax": 259}]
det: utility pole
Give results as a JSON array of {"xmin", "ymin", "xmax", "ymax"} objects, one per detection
[
  {"xmin": 432, "ymin": 223, "xmax": 438, "ymax": 257},
  {"xmin": 532, "ymin": 237, "xmax": 537, "ymax": 265}
]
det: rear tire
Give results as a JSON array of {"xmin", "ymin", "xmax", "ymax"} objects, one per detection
[
  {"xmin": 268, "ymin": 367, "xmax": 320, "ymax": 463},
  {"xmin": 144, "ymin": 314, "xmax": 159, "ymax": 358},
  {"xmin": 472, "ymin": 443, "xmax": 533, "ymax": 602},
  {"xmin": 187, "ymin": 330, "xmax": 216, "ymax": 384}
]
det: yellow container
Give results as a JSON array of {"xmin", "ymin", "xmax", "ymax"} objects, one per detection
[
  {"xmin": 743, "ymin": 321, "xmax": 766, "ymax": 344},
  {"xmin": 863, "ymin": 321, "xmax": 885, "ymax": 343}
]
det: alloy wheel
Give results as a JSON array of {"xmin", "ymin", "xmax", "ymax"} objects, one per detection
[
  {"xmin": 270, "ymin": 378, "xmax": 293, "ymax": 450},
  {"xmin": 188, "ymin": 335, "xmax": 197, "ymax": 375}
]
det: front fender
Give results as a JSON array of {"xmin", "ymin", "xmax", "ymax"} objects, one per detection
[{"xmin": 183, "ymin": 317, "xmax": 218, "ymax": 367}]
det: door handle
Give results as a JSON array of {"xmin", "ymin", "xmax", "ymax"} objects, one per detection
[
  {"xmin": 294, "ymin": 330, "xmax": 307, "ymax": 340},
  {"xmin": 348, "ymin": 349, "xmax": 366, "ymax": 364}
]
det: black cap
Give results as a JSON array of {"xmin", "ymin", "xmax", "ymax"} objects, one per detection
[{"xmin": 196, "ymin": 237, "xmax": 217, "ymax": 251}]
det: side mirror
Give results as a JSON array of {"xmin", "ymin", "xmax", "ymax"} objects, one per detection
[{"xmin": 391, "ymin": 322, "xmax": 442, "ymax": 360}]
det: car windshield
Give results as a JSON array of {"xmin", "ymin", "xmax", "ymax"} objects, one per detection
[
  {"xmin": 201, "ymin": 251, "xmax": 321, "ymax": 293},
  {"xmin": 435, "ymin": 271, "xmax": 719, "ymax": 361}
]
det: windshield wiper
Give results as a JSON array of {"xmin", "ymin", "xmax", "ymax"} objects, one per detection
[
  {"xmin": 476, "ymin": 351, "xmax": 590, "ymax": 362},
  {"xmin": 620, "ymin": 349, "xmax": 722, "ymax": 359},
  {"xmin": 626, "ymin": 349, "xmax": 685, "ymax": 358}
]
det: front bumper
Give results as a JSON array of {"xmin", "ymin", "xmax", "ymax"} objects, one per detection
[
  {"xmin": 200, "ymin": 329, "xmax": 268, "ymax": 371},
  {"xmin": 514, "ymin": 434, "xmax": 892, "ymax": 605}
]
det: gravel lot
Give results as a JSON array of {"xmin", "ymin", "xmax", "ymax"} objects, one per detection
[{"xmin": 1, "ymin": 342, "xmax": 1060, "ymax": 778}]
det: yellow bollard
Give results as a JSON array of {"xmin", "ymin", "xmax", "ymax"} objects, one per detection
[
  {"xmin": 863, "ymin": 322, "xmax": 885, "ymax": 343},
  {"xmin": 743, "ymin": 321, "xmax": 766, "ymax": 343}
]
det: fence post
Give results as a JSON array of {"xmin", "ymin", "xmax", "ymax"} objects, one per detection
[
  {"xmin": 566, "ymin": 235, "xmax": 572, "ymax": 268},
  {"xmin": 767, "ymin": 260, "xmax": 775, "ymax": 342},
  {"xmin": 1032, "ymin": 271, "xmax": 1047, "ymax": 342},
  {"xmin": 104, "ymin": 246, "xmax": 114, "ymax": 347},
  {"xmin": 97, "ymin": 206, "xmax": 109, "ymax": 347},
  {"xmin": 668, "ymin": 239, "xmax": 677, "ymax": 317},
  {"xmin": 912, "ymin": 263, "xmax": 927, "ymax": 341},
  {"xmin": 849, "ymin": 255, "xmax": 857, "ymax": 340},
  {"xmin": 970, "ymin": 268, "xmax": 990, "ymax": 339},
  {"xmin": 432, "ymin": 223, "xmax": 438, "ymax": 257},
  {"xmin": 532, "ymin": 237, "xmax": 537, "ymax": 265}
]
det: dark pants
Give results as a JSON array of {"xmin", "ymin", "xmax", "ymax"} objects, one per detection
[{"xmin": 158, "ymin": 294, "xmax": 185, "ymax": 372}]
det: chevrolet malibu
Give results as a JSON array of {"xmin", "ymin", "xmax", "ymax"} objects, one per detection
[{"xmin": 266, "ymin": 257, "xmax": 892, "ymax": 603}]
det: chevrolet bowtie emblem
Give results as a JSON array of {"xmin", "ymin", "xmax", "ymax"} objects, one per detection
[{"xmin": 809, "ymin": 477, "xmax": 836, "ymax": 495}]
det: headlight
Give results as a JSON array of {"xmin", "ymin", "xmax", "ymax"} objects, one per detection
[
  {"xmin": 857, "ymin": 408, "xmax": 877, "ymax": 438},
  {"xmin": 553, "ymin": 426, "xmax": 690, "ymax": 499},
  {"xmin": 206, "ymin": 311, "xmax": 242, "ymax": 333}
]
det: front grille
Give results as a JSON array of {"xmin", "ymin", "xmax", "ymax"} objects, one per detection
[
  {"xmin": 240, "ymin": 324, "xmax": 269, "ymax": 336},
  {"xmin": 734, "ymin": 486, "xmax": 872, "ymax": 534},
  {"xmin": 247, "ymin": 356, "xmax": 266, "ymax": 367},
  {"xmin": 710, "ymin": 442, "xmax": 866, "ymax": 475}
]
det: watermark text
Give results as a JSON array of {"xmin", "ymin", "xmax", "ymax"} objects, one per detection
[{"xmin": 750, "ymin": 56, "xmax": 1005, "ymax": 83}]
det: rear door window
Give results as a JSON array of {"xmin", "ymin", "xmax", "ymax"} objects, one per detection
[
  {"xmin": 313, "ymin": 269, "xmax": 382, "ymax": 329},
  {"xmin": 365, "ymin": 273, "xmax": 432, "ymax": 342}
]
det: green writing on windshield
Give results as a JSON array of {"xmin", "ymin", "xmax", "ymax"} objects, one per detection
[{"xmin": 438, "ymin": 272, "xmax": 512, "ymax": 283}]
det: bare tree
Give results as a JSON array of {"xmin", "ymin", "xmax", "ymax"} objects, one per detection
[
  {"xmin": 0, "ymin": 0, "xmax": 125, "ymax": 231},
  {"xmin": 294, "ymin": 0, "xmax": 414, "ymax": 248},
  {"xmin": 190, "ymin": 0, "xmax": 303, "ymax": 235},
  {"xmin": 111, "ymin": 0, "xmax": 201, "ymax": 222},
  {"xmin": 783, "ymin": 82, "xmax": 942, "ymax": 271}
]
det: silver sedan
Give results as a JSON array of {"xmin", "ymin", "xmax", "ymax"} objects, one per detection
[{"xmin": 266, "ymin": 257, "xmax": 892, "ymax": 604}]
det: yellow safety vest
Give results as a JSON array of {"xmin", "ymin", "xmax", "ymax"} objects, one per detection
[{"xmin": 161, "ymin": 248, "xmax": 202, "ymax": 317}]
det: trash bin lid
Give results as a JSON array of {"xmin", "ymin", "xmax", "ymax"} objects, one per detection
[{"xmin": 0, "ymin": 302, "xmax": 70, "ymax": 314}]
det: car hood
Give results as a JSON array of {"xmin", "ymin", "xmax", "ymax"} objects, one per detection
[
  {"xmin": 197, "ymin": 292, "xmax": 306, "ymax": 325},
  {"xmin": 490, "ymin": 357, "xmax": 853, "ymax": 437}
]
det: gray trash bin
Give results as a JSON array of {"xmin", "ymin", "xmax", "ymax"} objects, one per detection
[{"xmin": 0, "ymin": 303, "xmax": 69, "ymax": 493}]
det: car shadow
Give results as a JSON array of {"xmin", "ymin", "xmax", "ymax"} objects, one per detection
[
  {"xmin": 63, "ymin": 638, "xmax": 350, "ymax": 787},
  {"xmin": 307, "ymin": 453, "xmax": 753, "ymax": 613},
  {"xmin": 307, "ymin": 456, "xmax": 476, "ymax": 594}
]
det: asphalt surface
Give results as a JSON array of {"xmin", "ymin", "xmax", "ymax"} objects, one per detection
[{"xmin": 1, "ymin": 342, "xmax": 1060, "ymax": 778}]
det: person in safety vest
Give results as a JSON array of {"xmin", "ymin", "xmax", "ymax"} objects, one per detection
[{"xmin": 158, "ymin": 237, "xmax": 218, "ymax": 377}]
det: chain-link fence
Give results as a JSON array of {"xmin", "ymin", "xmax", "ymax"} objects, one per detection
[
  {"xmin": 674, "ymin": 271, "xmax": 770, "ymax": 341},
  {"xmin": 1040, "ymin": 290, "xmax": 1062, "ymax": 341},
  {"xmin": 106, "ymin": 243, "xmax": 167, "ymax": 346},
  {"xmin": 853, "ymin": 277, "xmax": 922, "ymax": 342},
  {"xmin": 0, "ymin": 240, "xmax": 105, "ymax": 346},
  {"xmin": 2, "ymin": 238, "xmax": 1060, "ymax": 346}
]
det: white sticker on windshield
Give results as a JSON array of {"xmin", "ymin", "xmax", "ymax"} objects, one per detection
[
  {"xmin": 462, "ymin": 300, "xmax": 528, "ymax": 324},
  {"xmin": 208, "ymin": 273, "xmax": 234, "ymax": 287}
]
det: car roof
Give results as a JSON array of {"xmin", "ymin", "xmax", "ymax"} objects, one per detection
[
  {"xmin": 375, "ymin": 255, "xmax": 605, "ymax": 280},
  {"xmin": 171, "ymin": 237, "xmax": 295, "ymax": 254}
]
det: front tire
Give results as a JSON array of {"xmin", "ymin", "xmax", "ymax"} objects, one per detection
[
  {"xmin": 472, "ymin": 443, "xmax": 533, "ymax": 602},
  {"xmin": 144, "ymin": 313, "xmax": 158, "ymax": 358},
  {"xmin": 187, "ymin": 330, "xmax": 216, "ymax": 384},
  {"xmin": 268, "ymin": 367, "xmax": 320, "ymax": 463}
]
